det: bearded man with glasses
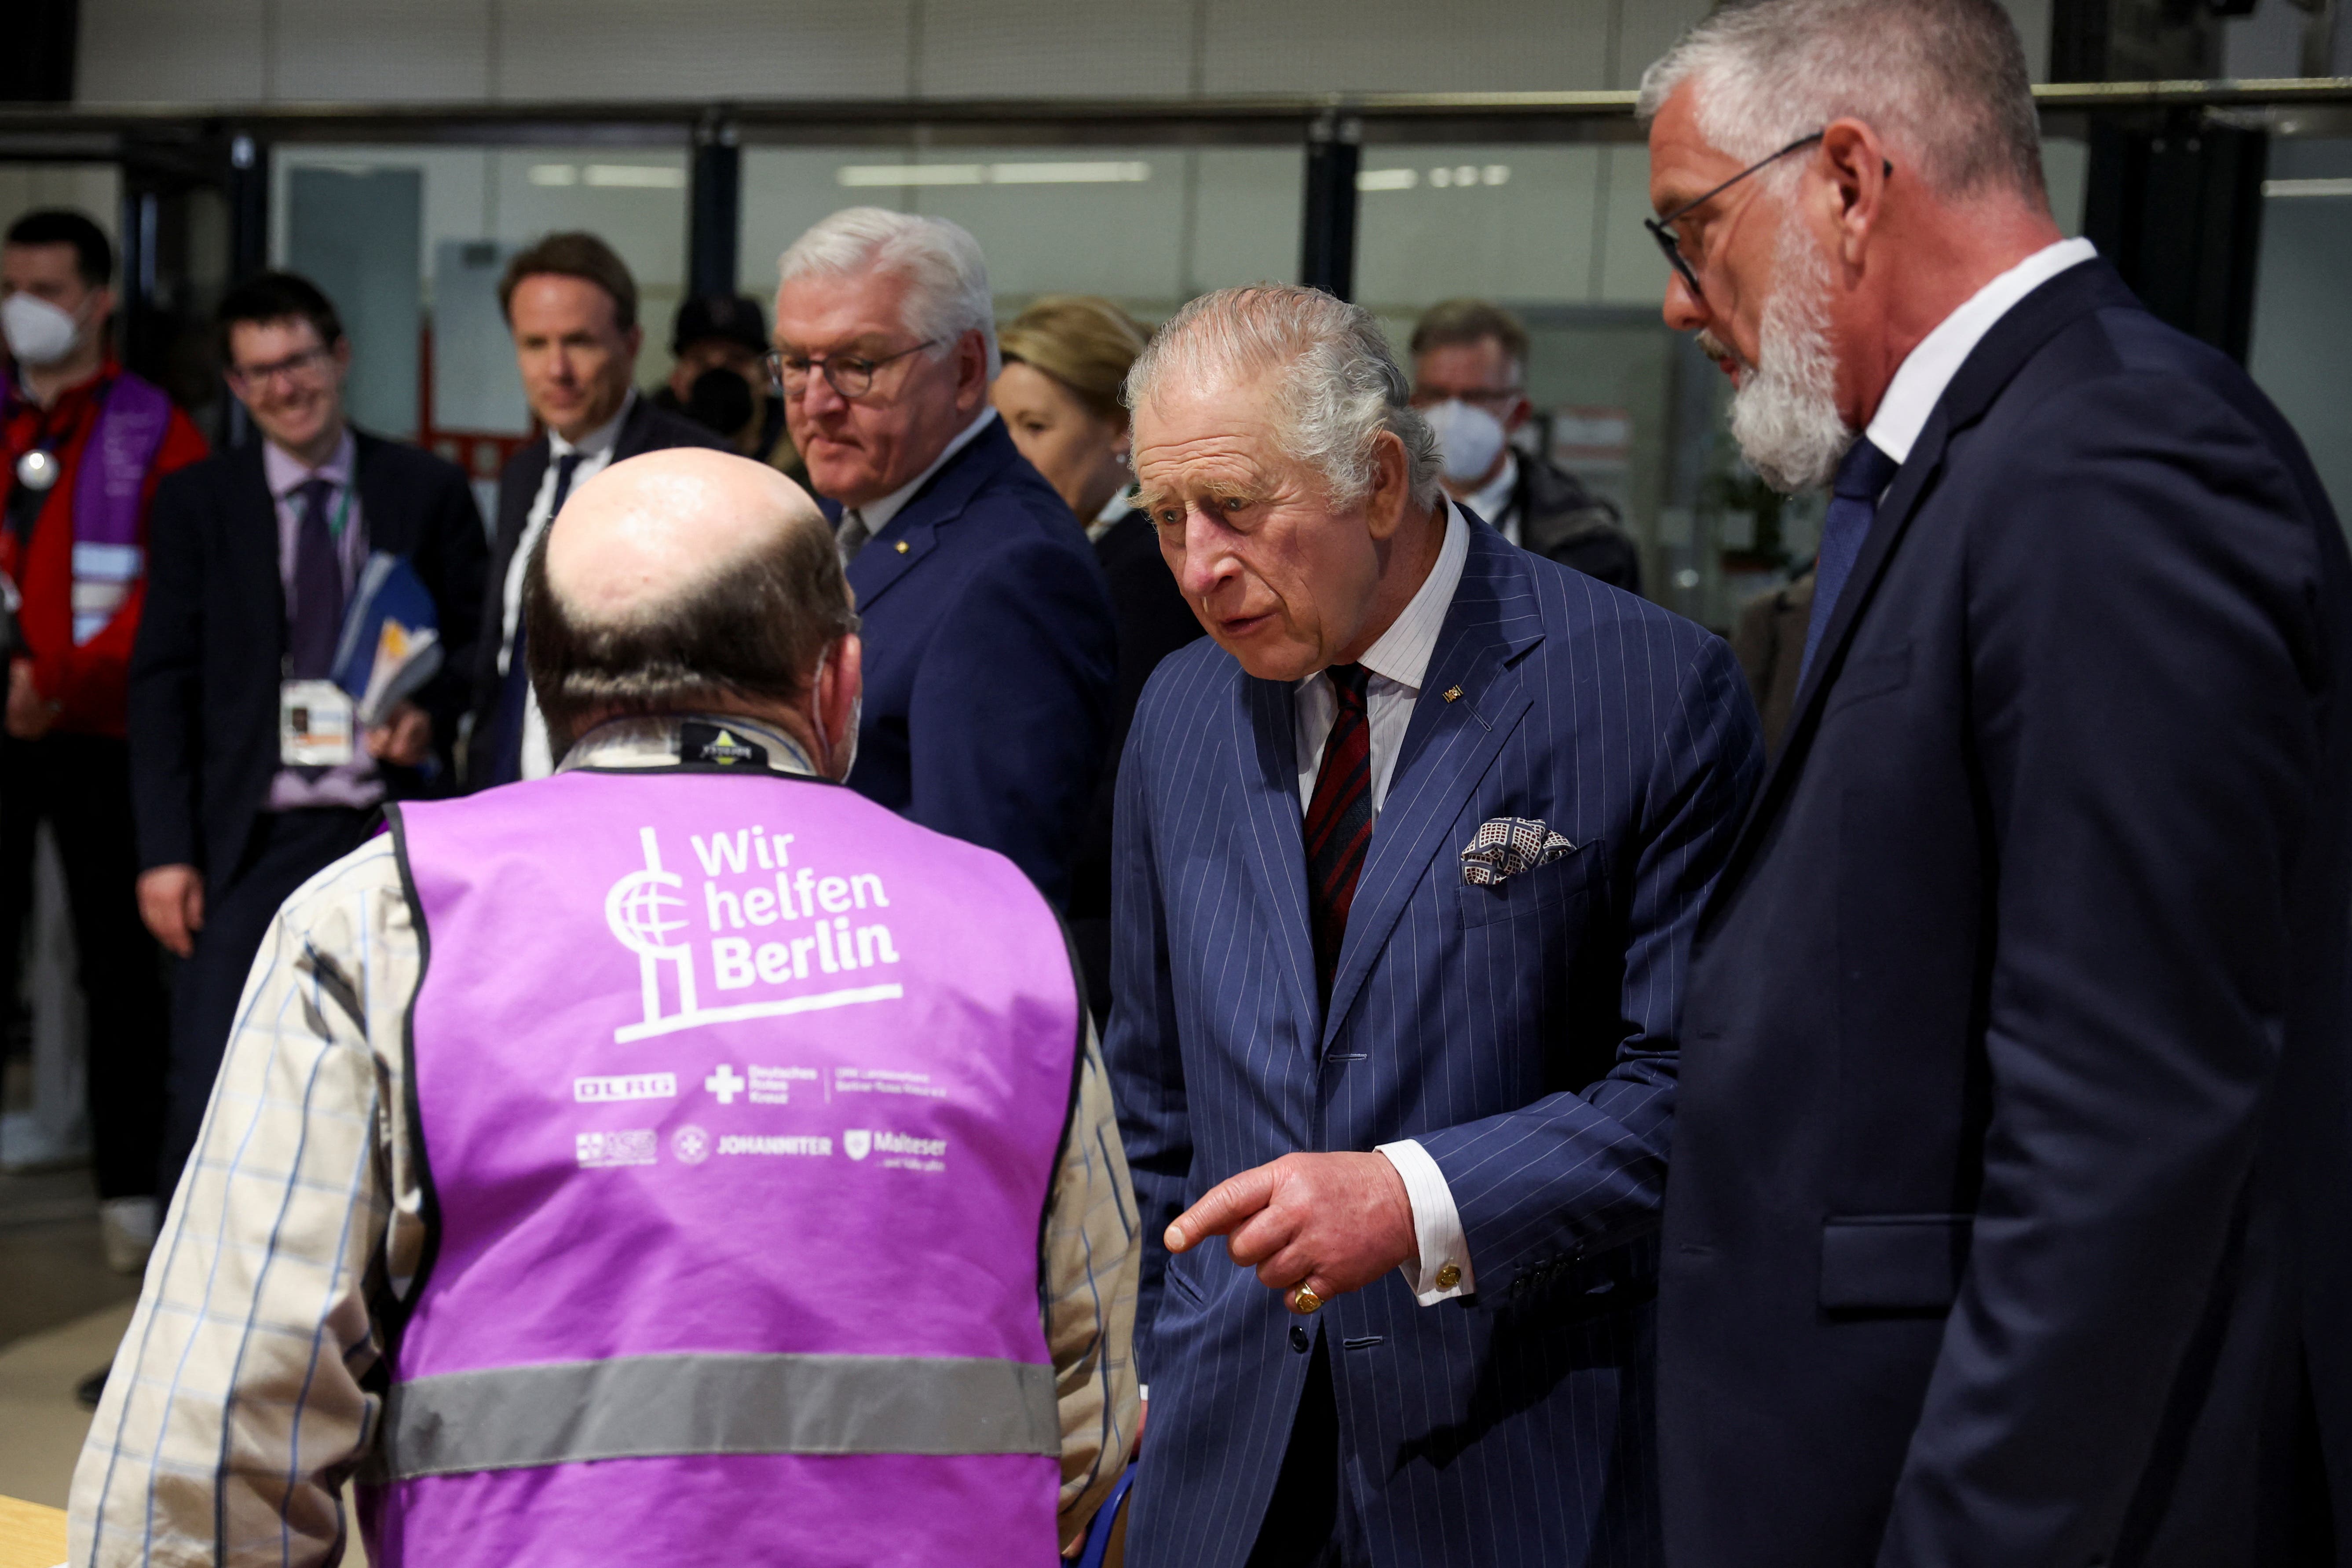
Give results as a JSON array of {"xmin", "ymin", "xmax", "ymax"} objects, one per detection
[
  {"xmin": 770, "ymin": 207, "xmax": 1115, "ymax": 908},
  {"xmin": 1639, "ymin": 2, "xmax": 2352, "ymax": 1563}
]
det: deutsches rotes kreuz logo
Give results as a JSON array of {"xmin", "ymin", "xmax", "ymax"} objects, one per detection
[{"xmin": 603, "ymin": 825, "xmax": 907, "ymax": 1044}]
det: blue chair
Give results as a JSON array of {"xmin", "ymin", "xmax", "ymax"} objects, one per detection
[{"xmin": 1075, "ymin": 1463, "xmax": 1138, "ymax": 1568}]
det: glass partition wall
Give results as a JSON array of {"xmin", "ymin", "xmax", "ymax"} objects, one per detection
[{"xmin": 5, "ymin": 81, "xmax": 2340, "ymax": 628}]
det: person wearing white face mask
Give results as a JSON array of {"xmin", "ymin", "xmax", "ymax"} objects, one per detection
[
  {"xmin": 0, "ymin": 208, "xmax": 208, "ymax": 1280},
  {"xmin": 1408, "ymin": 299, "xmax": 1644, "ymax": 596}
]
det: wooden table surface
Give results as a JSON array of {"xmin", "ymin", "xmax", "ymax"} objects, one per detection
[{"xmin": 0, "ymin": 1495, "xmax": 66, "ymax": 1568}]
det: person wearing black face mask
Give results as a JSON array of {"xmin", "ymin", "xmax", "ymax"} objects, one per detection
[
  {"xmin": 1408, "ymin": 299, "xmax": 1644, "ymax": 597},
  {"xmin": 655, "ymin": 292, "xmax": 802, "ymax": 479}
]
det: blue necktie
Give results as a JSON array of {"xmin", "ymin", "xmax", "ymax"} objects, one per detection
[
  {"xmin": 491, "ymin": 452, "xmax": 584, "ymax": 784},
  {"xmin": 1798, "ymin": 438, "xmax": 1901, "ymax": 683}
]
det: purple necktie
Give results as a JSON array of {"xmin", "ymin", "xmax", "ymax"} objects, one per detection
[
  {"xmin": 287, "ymin": 477, "xmax": 344, "ymax": 679},
  {"xmin": 1304, "ymin": 662, "xmax": 1374, "ymax": 1009}
]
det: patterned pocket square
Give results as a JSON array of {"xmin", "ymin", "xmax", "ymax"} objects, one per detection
[{"xmin": 1459, "ymin": 817, "xmax": 1578, "ymax": 887}]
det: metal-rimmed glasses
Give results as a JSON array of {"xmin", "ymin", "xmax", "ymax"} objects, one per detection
[
  {"xmin": 764, "ymin": 340, "xmax": 941, "ymax": 401},
  {"xmin": 1643, "ymin": 131, "xmax": 1828, "ymax": 300}
]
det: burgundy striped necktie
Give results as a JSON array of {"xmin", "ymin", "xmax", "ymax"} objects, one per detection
[{"xmin": 1304, "ymin": 662, "xmax": 1374, "ymax": 1008}]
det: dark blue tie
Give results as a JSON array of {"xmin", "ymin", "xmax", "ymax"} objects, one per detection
[
  {"xmin": 1798, "ymin": 438, "xmax": 1901, "ymax": 683},
  {"xmin": 287, "ymin": 478, "xmax": 343, "ymax": 679},
  {"xmin": 491, "ymin": 452, "xmax": 584, "ymax": 785}
]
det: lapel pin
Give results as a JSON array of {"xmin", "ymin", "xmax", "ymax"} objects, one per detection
[
  {"xmin": 1443, "ymin": 686, "xmax": 1463, "ymax": 703},
  {"xmin": 895, "ymin": 541, "xmax": 910, "ymax": 554}
]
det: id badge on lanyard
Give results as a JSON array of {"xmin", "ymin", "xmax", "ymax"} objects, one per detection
[{"xmin": 280, "ymin": 680, "xmax": 355, "ymax": 766}]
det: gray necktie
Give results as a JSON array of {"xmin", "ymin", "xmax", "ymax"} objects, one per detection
[{"xmin": 836, "ymin": 508, "xmax": 871, "ymax": 568}]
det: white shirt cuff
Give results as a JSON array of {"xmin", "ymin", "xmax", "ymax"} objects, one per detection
[{"xmin": 1375, "ymin": 1139, "xmax": 1475, "ymax": 1304}]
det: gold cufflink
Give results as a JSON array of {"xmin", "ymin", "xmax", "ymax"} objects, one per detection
[
  {"xmin": 1435, "ymin": 1262, "xmax": 1462, "ymax": 1290},
  {"xmin": 895, "ymin": 541, "xmax": 910, "ymax": 554},
  {"xmin": 1443, "ymin": 686, "xmax": 1463, "ymax": 703}
]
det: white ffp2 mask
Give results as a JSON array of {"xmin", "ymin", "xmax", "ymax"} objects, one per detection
[
  {"xmin": 0, "ymin": 293, "xmax": 81, "ymax": 367},
  {"xmin": 1422, "ymin": 398, "xmax": 1508, "ymax": 484}
]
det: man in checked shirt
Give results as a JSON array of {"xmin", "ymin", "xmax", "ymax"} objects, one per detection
[{"xmin": 70, "ymin": 449, "xmax": 1141, "ymax": 1567}]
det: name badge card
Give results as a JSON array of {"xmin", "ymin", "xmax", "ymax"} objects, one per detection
[{"xmin": 280, "ymin": 679, "xmax": 355, "ymax": 766}]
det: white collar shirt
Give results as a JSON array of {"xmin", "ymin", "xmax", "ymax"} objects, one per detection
[
  {"xmin": 1461, "ymin": 451, "xmax": 1521, "ymax": 548},
  {"xmin": 1293, "ymin": 497, "xmax": 1471, "ymax": 817},
  {"xmin": 1866, "ymin": 238, "xmax": 2096, "ymax": 466},
  {"xmin": 505, "ymin": 389, "xmax": 636, "ymax": 780},
  {"xmin": 1289, "ymin": 498, "xmax": 1478, "ymax": 1308},
  {"xmin": 846, "ymin": 406, "xmax": 998, "ymax": 539}
]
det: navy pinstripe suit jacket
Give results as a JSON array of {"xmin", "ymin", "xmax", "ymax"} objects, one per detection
[{"xmin": 1106, "ymin": 520, "xmax": 1762, "ymax": 1568}]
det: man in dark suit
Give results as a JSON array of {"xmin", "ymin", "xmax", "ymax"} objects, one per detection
[
  {"xmin": 130, "ymin": 271, "xmax": 486, "ymax": 1195},
  {"xmin": 465, "ymin": 232, "xmax": 725, "ymax": 787},
  {"xmin": 772, "ymin": 208, "xmax": 1116, "ymax": 906},
  {"xmin": 1106, "ymin": 283, "xmax": 1760, "ymax": 1567},
  {"xmin": 1638, "ymin": 2, "xmax": 2352, "ymax": 1563}
]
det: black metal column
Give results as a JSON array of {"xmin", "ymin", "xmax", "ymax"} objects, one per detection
[
  {"xmin": 2081, "ymin": 114, "xmax": 2268, "ymax": 362},
  {"xmin": 1299, "ymin": 112, "xmax": 1361, "ymax": 301},
  {"xmin": 227, "ymin": 132, "xmax": 268, "ymax": 284},
  {"xmin": 689, "ymin": 116, "xmax": 743, "ymax": 303}
]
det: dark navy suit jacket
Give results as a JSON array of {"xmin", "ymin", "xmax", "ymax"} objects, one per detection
[
  {"xmin": 1661, "ymin": 260, "xmax": 2352, "ymax": 1567},
  {"xmin": 1107, "ymin": 521, "xmax": 1761, "ymax": 1567},
  {"xmin": 830, "ymin": 417, "xmax": 1115, "ymax": 906}
]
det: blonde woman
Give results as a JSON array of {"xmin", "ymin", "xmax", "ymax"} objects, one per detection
[{"xmin": 994, "ymin": 296, "xmax": 1201, "ymax": 1022}]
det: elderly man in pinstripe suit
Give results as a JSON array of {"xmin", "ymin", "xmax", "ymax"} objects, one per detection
[{"xmin": 1104, "ymin": 285, "xmax": 1760, "ymax": 1568}]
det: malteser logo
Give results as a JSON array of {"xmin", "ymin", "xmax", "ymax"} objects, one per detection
[{"xmin": 845, "ymin": 1129, "xmax": 871, "ymax": 1161}]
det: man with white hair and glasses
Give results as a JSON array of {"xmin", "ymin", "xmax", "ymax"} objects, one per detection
[
  {"xmin": 1104, "ymin": 283, "xmax": 1759, "ymax": 1566},
  {"xmin": 770, "ymin": 208, "xmax": 1116, "ymax": 908},
  {"xmin": 1639, "ymin": 2, "xmax": 2352, "ymax": 1564}
]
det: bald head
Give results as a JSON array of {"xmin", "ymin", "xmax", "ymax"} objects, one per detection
[
  {"xmin": 523, "ymin": 447, "xmax": 860, "ymax": 763},
  {"xmin": 547, "ymin": 448, "xmax": 828, "ymax": 632}
]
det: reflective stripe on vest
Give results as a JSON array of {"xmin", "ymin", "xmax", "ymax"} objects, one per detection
[{"xmin": 376, "ymin": 1351, "xmax": 1059, "ymax": 1478}]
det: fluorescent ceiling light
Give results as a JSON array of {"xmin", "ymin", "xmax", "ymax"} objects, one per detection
[
  {"xmin": 528, "ymin": 164, "xmax": 578, "ymax": 186},
  {"xmin": 2264, "ymin": 177, "xmax": 2352, "ymax": 198},
  {"xmin": 835, "ymin": 161, "xmax": 1152, "ymax": 188},
  {"xmin": 585, "ymin": 164, "xmax": 686, "ymax": 189},
  {"xmin": 1357, "ymin": 164, "xmax": 1511, "ymax": 194}
]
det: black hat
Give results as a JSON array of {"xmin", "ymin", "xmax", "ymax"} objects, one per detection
[{"xmin": 671, "ymin": 293, "xmax": 769, "ymax": 356}]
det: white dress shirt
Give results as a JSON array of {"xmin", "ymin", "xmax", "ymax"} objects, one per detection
[
  {"xmin": 844, "ymin": 406, "xmax": 999, "ymax": 540},
  {"xmin": 1461, "ymin": 450, "xmax": 1521, "ymax": 547},
  {"xmin": 1293, "ymin": 500, "xmax": 1477, "ymax": 1305},
  {"xmin": 1866, "ymin": 238, "xmax": 2097, "ymax": 465},
  {"xmin": 498, "ymin": 391, "xmax": 636, "ymax": 780}
]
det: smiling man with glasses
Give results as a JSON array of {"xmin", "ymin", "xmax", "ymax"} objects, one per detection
[
  {"xmin": 127, "ymin": 268, "xmax": 488, "ymax": 1215},
  {"xmin": 770, "ymin": 207, "xmax": 1115, "ymax": 909}
]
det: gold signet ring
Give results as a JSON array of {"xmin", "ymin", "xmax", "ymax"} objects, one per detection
[{"xmin": 1290, "ymin": 1285, "xmax": 1323, "ymax": 1315}]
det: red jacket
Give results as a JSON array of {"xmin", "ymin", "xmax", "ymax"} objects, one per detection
[{"xmin": 1, "ymin": 363, "xmax": 208, "ymax": 737}]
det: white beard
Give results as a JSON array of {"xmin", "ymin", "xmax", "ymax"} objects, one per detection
[{"xmin": 1722, "ymin": 217, "xmax": 1853, "ymax": 495}]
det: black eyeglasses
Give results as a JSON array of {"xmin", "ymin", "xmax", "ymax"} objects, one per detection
[
  {"xmin": 1643, "ymin": 131, "xmax": 1833, "ymax": 301},
  {"xmin": 765, "ymin": 340, "xmax": 940, "ymax": 401}
]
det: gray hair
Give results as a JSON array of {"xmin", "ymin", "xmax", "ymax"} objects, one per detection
[
  {"xmin": 778, "ymin": 207, "xmax": 1000, "ymax": 379},
  {"xmin": 1124, "ymin": 284, "xmax": 1442, "ymax": 513},
  {"xmin": 1636, "ymin": 0, "xmax": 2045, "ymax": 203}
]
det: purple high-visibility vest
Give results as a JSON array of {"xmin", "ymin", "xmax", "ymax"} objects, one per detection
[{"xmin": 362, "ymin": 762, "xmax": 1079, "ymax": 1568}]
